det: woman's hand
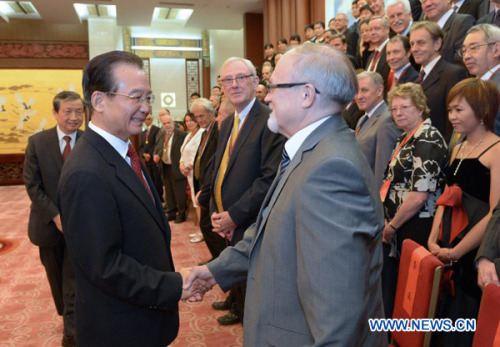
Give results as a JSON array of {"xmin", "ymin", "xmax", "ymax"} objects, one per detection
[{"xmin": 382, "ymin": 219, "xmax": 396, "ymax": 244}]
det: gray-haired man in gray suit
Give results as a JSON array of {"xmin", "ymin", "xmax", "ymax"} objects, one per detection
[{"xmin": 184, "ymin": 44, "xmax": 387, "ymax": 346}]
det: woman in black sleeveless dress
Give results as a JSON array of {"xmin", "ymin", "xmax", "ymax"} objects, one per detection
[{"xmin": 428, "ymin": 79, "xmax": 500, "ymax": 346}]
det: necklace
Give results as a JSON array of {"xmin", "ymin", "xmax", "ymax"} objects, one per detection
[{"xmin": 453, "ymin": 138, "xmax": 484, "ymax": 176}]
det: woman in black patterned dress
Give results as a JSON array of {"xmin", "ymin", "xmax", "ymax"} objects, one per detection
[
  {"xmin": 381, "ymin": 83, "xmax": 449, "ymax": 318},
  {"xmin": 428, "ymin": 78, "xmax": 500, "ymax": 346}
]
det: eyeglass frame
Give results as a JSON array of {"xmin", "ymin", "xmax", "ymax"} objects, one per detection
[
  {"xmin": 105, "ymin": 91, "xmax": 156, "ymax": 106},
  {"xmin": 267, "ymin": 82, "xmax": 321, "ymax": 94},
  {"xmin": 390, "ymin": 104, "xmax": 416, "ymax": 114},
  {"xmin": 457, "ymin": 42, "xmax": 497, "ymax": 57},
  {"xmin": 220, "ymin": 74, "xmax": 255, "ymax": 86}
]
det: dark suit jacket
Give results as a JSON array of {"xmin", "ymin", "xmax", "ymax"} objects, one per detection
[
  {"xmin": 140, "ymin": 124, "xmax": 160, "ymax": 166},
  {"xmin": 410, "ymin": 0, "xmax": 423, "ymax": 21},
  {"xmin": 366, "ymin": 46, "xmax": 391, "ymax": 87},
  {"xmin": 422, "ymin": 57, "xmax": 468, "ymax": 141},
  {"xmin": 154, "ymin": 128, "xmax": 187, "ymax": 180},
  {"xmin": 195, "ymin": 122, "xmax": 219, "ymax": 208},
  {"xmin": 476, "ymin": 199, "xmax": 500, "ymax": 278},
  {"xmin": 345, "ymin": 27, "xmax": 360, "ymax": 57},
  {"xmin": 491, "ymin": 69, "xmax": 500, "ymax": 136},
  {"xmin": 441, "ymin": 12, "xmax": 476, "ymax": 66},
  {"xmin": 478, "ymin": 9, "xmax": 495, "ymax": 23},
  {"xmin": 24, "ymin": 126, "xmax": 83, "ymax": 247},
  {"xmin": 396, "ymin": 64, "xmax": 419, "ymax": 85},
  {"xmin": 210, "ymin": 99, "xmax": 285, "ymax": 243},
  {"xmin": 458, "ymin": 0, "xmax": 484, "ymax": 20},
  {"xmin": 58, "ymin": 128, "xmax": 181, "ymax": 346},
  {"xmin": 342, "ymin": 102, "xmax": 363, "ymax": 130}
]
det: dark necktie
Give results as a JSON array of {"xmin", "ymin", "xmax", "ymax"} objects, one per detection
[
  {"xmin": 62, "ymin": 136, "xmax": 71, "ymax": 162},
  {"xmin": 194, "ymin": 129, "xmax": 208, "ymax": 180},
  {"xmin": 127, "ymin": 143, "xmax": 153, "ymax": 200},
  {"xmin": 279, "ymin": 149, "xmax": 290, "ymax": 178},
  {"xmin": 355, "ymin": 114, "xmax": 369, "ymax": 136},
  {"xmin": 416, "ymin": 69, "xmax": 426, "ymax": 84}
]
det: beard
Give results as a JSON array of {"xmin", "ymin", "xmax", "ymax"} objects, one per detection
[{"xmin": 267, "ymin": 115, "xmax": 280, "ymax": 133}]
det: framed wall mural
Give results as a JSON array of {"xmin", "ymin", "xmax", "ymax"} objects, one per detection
[{"xmin": 0, "ymin": 69, "xmax": 84, "ymax": 155}]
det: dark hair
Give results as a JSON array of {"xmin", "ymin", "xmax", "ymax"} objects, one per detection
[
  {"xmin": 389, "ymin": 35, "xmax": 411, "ymax": 53},
  {"xmin": 82, "ymin": 50, "xmax": 143, "ymax": 115},
  {"xmin": 264, "ymin": 42, "xmax": 274, "ymax": 49},
  {"xmin": 212, "ymin": 85, "xmax": 221, "ymax": 91},
  {"xmin": 328, "ymin": 18, "xmax": 336, "ymax": 26},
  {"xmin": 331, "ymin": 33, "xmax": 347, "ymax": 44},
  {"xmin": 304, "ymin": 24, "xmax": 314, "ymax": 31},
  {"xmin": 190, "ymin": 92, "xmax": 201, "ymax": 98},
  {"xmin": 447, "ymin": 78, "xmax": 499, "ymax": 132},
  {"xmin": 314, "ymin": 21, "xmax": 325, "ymax": 29},
  {"xmin": 359, "ymin": 4, "xmax": 374, "ymax": 14},
  {"xmin": 278, "ymin": 37, "xmax": 288, "ymax": 45},
  {"xmin": 183, "ymin": 112, "xmax": 198, "ymax": 128},
  {"xmin": 409, "ymin": 21, "xmax": 444, "ymax": 47},
  {"xmin": 53, "ymin": 91, "xmax": 83, "ymax": 112},
  {"xmin": 352, "ymin": 0, "xmax": 358, "ymax": 4},
  {"xmin": 290, "ymin": 34, "xmax": 301, "ymax": 43}
]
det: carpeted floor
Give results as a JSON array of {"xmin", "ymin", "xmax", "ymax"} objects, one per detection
[{"xmin": 0, "ymin": 185, "xmax": 243, "ymax": 346}]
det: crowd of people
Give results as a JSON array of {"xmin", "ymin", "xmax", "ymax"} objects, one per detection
[{"xmin": 21, "ymin": 0, "xmax": 500, "ymax": 345}]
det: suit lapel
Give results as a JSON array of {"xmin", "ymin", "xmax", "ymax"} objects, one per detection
[
  {"xmin": 86, "ymin": 129, "xmax": 166, "ymax": 232},
  {"xmin": 45, "ymin": 127, "xmax": 63, "ymax": 172},
  {"xmin": 249, "ymin": 115, "xmax": 345, "ymax": 256},
  {"xmin": 422, "ymin": 58, "xmax": 444, "ymax": 90},
  {"xmin": 442, "ymin": 12, "xmax": 455, "ymax": 34}
]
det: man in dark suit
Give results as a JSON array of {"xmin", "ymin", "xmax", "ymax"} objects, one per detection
[
  {"xmin": 140, "ymin": 114, "xmax": 162, "ymax": 200},
  {"xmin": 386, "ymin": 35, "xmax": 419, "ymax": 88},
  {"xmin": 410, "ymin": 21, "xmax": 468, "ymax": 141},
  {"xmin": 455, "ymin": 0, "xmax": 484, "ymax": 20},
  {"xmin": 355, "ymin": 71, "xmax": 402, "ymax": 188},
  {"xmin": 209, "ymin": 57, "xmax": 285, "ymax": 325},
  {"xmin": 184, "ymin": 43, "xmax": 387, "ymax": 346},
  {"xmin": 478, "ymin": 0, "xmax": 499, "ymax": 23},
  {"xmin": 24, "ymin": 91, "xmax": 84, "ymax": 347},
  {"xmin": 366, "ymin": 16, "xmax": 391, "ymax": 87},
  {"xmin": 477, "ymin": 199, "xmax": 500, "ymax": 289},
  {"xmin": 462, "ymin": 24, "xmax": 500, "ymax": 135},
  {"xmin": 334, "ymin": 13, "xmax": 359, "ymax": 57},
  {"xmin": 422, "ymin": 0, "xmax": 475, "ymax": 65},
  {"xmin": 154, "ymin": 110, "xmax": 187, "ymax": 223},
  {"xmin": 58, "ymin": 51, "xmax": 205, "ymax": 346}
]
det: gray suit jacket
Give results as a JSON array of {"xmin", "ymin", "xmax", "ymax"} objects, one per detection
[
  {"xmin": 208, "ymin": 115, "xmax": 386, "ymax": 346},
  {"xmin": 356, "ymin": 102, "xmax": 402, "ymax": 189}
]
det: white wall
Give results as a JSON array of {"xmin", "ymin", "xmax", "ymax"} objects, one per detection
[
  {"xmin": 209, "ymin": 29, "xmax": 244, "ymax": 87},
  {"xmin": 88, "ymin": 18, "xmax": 123, "ymax": 59}
]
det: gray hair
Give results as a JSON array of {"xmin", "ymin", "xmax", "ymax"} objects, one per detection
[
  {"xmin": 190, "ymin": 97, "xmax": 214, "ymax": 114},
  {"xmin": 357, "ymin": 71, "xmax": 384, "ymax": 88},
  {"xmin": 335, "ymin": 13, "xmax": 349, "ymax": 21},
  {"xmin": 385, "ymin": 0, "xmax": 411, "ymax": 13},
  {"xmin": 220, "ymin": 100, "xmax": 235, "ymax": 113},
  {"xmin": 221, "ymin": 57, "xmax": 257, "ymax": 76},
  {"xmin": 467, "ymin": 24, "xmax": 500, "ymax": 44},
  {"xmin": 285, "ymin": 44, "xmax": 357, "ymax": 107},
  {"xmin": 369, "ymin": 16, "xmax": 390, "ymax": 29}
]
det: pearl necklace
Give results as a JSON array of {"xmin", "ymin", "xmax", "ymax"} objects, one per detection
[{"xmin": 453, "ymin": 138, "xmax": 484, "ymax": 176}]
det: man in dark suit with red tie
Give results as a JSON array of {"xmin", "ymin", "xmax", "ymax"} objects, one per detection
[
  {"xmin": 386, "ymin": 35, "xmax": 419, "ymax": 89},
  {"xmin": 58, "ymin": 51, "xmax": 205, "ymax": 346},
  {"xmin": 140, "ymin": 114, "xmax": 162, "ymax": 200},
  {"xmin": 24, "ymin": 91, "xmax": 84, "ymax": 347},
  {"xmin": 366, "ymin": 16, "xmax": 391, "ymax": 87}
]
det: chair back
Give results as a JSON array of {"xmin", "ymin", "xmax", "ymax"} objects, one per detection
[{"xmin": 473, "ymin": 283, "xmax": 500, "ymax": 347}]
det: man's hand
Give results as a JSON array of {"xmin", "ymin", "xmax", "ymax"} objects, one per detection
[
  {"xmin": 179, "ymin": 267, "xmax": 211, "ymax": 302},
  {"xmin": 182, "ymin": 265, "xmax": 218, "ymax": 302},
  {"xmin": 143, "ymin": 153, "xmax": 151, "ymax": 162},
  {"xmin": 211, "ymin": 211, "xmax": 237, "ymax": 241},
  {"xmin": 478, "ymin": 258, "xmax": 500, "ymax": 289},
  {"xmin": 195, "ymin": 191, "xmax": 201, "ymax": 207},
  {"xmin": 153, "ymin": 154, "xmax": 161, "ymax": 163},
  {"xmin": 382, "ymin": 219, "xmax": 395, "ymax": 244},
  {"xmin": 53, "ymin": 214, "xmax": 63, "ymax": 233}
]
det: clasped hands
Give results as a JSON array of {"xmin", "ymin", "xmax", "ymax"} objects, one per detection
[{"xmin": 179, "ymin": 266, "xmax": 218, "ymax": 302}]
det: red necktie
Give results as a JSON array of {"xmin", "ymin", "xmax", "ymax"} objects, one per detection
[
  {"xmin": 387, "ymin": 70, "xmax": 395, "ymax": 90},
  {"xmin": 62, "ymin": 136, "xmax": 71, "ymax": 162},
  {"xmin": 369, "ymin": 50, "xmax": 380, "ymax": 71},
  {"xmin": 416, "ymin": 69, "xmax": 426, "ymax": 84},
  {"xmin": 127, "ymin": 143, "xmax": 153, "ymax": 200}
]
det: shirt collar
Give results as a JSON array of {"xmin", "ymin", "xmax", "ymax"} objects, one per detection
[
  {"xmin": 285, "ymin": 116, "xmax": 330, "ymax": 160},
  {"xmin": 366, "ymin": 100, "xmax": 385, "ymax": 117},
  {"xmin": 235, "ymin": 97, "xmax": 256, "ymax": 125},
  {"xmin": 375, "ymin": 38, "xmax": 390, "ymax": 52},
  {"xmin": 401, "ymin": 21, "xmax": 413, "ymax": 37},
  {"xmin": 88, "ymin": 121, "xmax": 130, "ymax": 160},
  {"xmin": 422, "ymin": 55, "xmax": 441, "ymax": 76},
  {"xmin": 395, "ymin": 63, "xmax": 411, "ymax": 79},
  {"xmin": 56, "ymin": 126, "xmax": 77, "ymax": 142},
  {"xmin": 481, "ymin": 63, "xmax": 500, "ymax": 80},
  {"xmin": 437, "ymin": 9, "xmax": 455, "ymax": 28}
]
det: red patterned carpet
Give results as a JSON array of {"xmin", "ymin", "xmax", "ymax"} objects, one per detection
[{"xmin": 0, "ymin": 185, "xmax": 243, "ymax": 346}]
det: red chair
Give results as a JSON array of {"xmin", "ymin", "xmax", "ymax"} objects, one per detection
[
  {"xmin": 390, "ymin": 239, "xmax": 444, "ymax": 347},
  {"xmin": 473, "ymin": 283, "xmax": 500, "ymax": 347}
]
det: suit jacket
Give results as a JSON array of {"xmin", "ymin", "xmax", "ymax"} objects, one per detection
[
  {"xmin": 154, "ymin": 127, "xmax": 187, "ymax": 180},
  {"xmin": 24, "ymin": 126, "xmax": 83, "ymax": 247},
  {"xmin": 345, "ymin": 27, "xmax": 360, "ymax": 57},
  {"xmin": 441, "ymin": 12, "xmax": 476, "ymax": 66},
  {"xmin": 396, "ymin": 64, "xmax": 419, "ymax": 84},
  {"xmin": 410, "ymin": 0, "xmax": 423, "ymax": 21},
  {"xmin": 476, "ymin": 199, "xmax": 500, "ymax": 278},
  {"xmin": 208, "ymin": 115, "xmax": 386, "ymax": 346},
  {"xmin": 366, "ymin": 46, "xmax": 391, "ymax": 88},
  {"xmin": 490, "ymin": 65, "xmax": 500, "ymax": 136},
  {"xmin": 140, "ymin": 124, "xmax": 160, "ymax": 166},
  {"xmin": 422, "ymin": 57, "xmax": 468, "ymax": 142},
  {"xmin": 458, "ymin": 0, "xmax": 484, "ymax": 20},
  {"xmin": 356, "ymin": 102, "xmax": 402, "ymax": 189},
  {"xmin": 58, "ymin": 128, "xmax": 181, "ymax": 346},
  {"xmin": 210, "ymin": 99, "xmax": 285, "ymax": 243},
  {"xmin": 478, "ymin": 0, "xmax": 492, "ymax": 19},
  {"xmin": 342, "ymin": 102, "xmax": 363, "ymax": 130},
  {"xmin": 477, "ymin": 9, "xmax": 495, "ymax": 23},
  {"xmin": 195, "ymin": 122, "xmax": 219, "ymax": 209}
]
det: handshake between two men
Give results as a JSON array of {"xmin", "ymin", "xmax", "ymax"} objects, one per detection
[{"xmin": 179, "ymin": 266, "xmax": 218, "ymax": 302}]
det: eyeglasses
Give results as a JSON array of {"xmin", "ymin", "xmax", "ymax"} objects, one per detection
[
  {"xmin": 220, "ymin": 74, "xmax": 254, "ymax": 86},
  {"xmin": 458, "ymin": 42, "xmax": 496, "ymax": 57},
  {"xmin": 267, "ymin": 82, "xmax": 321, "ymax": 94},
  {"xmin": 106, "ymin": 92, "xmax": 155, "ymax": 106},
  {"xmin": 390, "ymin": 105, "xmax": 415, "ymax": 114}
]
